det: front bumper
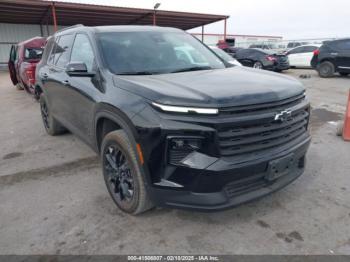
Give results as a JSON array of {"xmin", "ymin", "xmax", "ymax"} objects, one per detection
[{"xmin": 149, "ymin": 135, "xmax": 310, "ymax": 211}]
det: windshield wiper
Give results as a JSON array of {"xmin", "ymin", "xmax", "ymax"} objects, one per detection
[
  {"xmin": 117, "ymin": 71, "xmax": 156, "ymax": 75},
  {"xmin": 171, "ymin": 66, "xmax": 213, "ymax": 73}
]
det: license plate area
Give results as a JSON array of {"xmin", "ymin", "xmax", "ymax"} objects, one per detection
[{"xmin": 265, "ymin": 153, "xmax": 294, "ymax": 181}]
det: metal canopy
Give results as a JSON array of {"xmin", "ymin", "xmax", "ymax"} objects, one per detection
[{"xmin": 0, "ymin": 0, "xmax": 229, "ymax": 31}]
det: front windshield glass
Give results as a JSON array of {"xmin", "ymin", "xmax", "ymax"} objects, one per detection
[
  {"xmin": 98, "ymin": 31, "xmax": 225, "ymax": 75},
  {"xmin": 211, "ymin": 48, "xmax": 234, "ymax": 62}
]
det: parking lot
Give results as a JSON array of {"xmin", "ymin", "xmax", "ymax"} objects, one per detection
[{"xmin": 0, "ymin": 69, "xmax": 349, "ymax": 255}]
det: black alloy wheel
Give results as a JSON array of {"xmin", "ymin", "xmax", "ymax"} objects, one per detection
[
  {"xmin": 104, "ymin": 144, "xmax": 135, "ymax": 205},
  {"xmin": 101, "ymin": 130, "xmax": 154, "ymax": 215}
]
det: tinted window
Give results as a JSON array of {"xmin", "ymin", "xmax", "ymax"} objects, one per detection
[
  {"xmin": 335, "ymin": 40, "xmax": 350, "ymax": 50},
  {"xmin": 48, "ymin": 36, "xmax": 59, "ymax": 64},
  {"xmin": 70, "ymin": 34, "xmax": 95, "ymax": 71},
  {"xmin": 98, "ymin": 31, "xmax": 225, "ymax": 75},
  {"xmin": 235, "ymin": 49, "xmax": 251, "ymax": 58},
  {"xmin": 288, "ymin": 46, "xmax": 305, "ymax": 54},
  {"xmin": 210, "ymin": 47, "xmax": 234, "ymax": 62},
  {"xmin": 24, "ymin": 48, "xmax": 43, "ymax": 60},
  {"xmin": 303, "ymin": 46, "xmax": 318, "ymax": 52},
  {"xmin": 55, "ymin": 34, "xmax": 74, "ymax": 67},
  {"xmin": 287, "ymin": 42, "xmax": 301, "ymax": 48}
]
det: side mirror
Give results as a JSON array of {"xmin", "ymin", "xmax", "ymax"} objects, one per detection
[{"xmin": 66, "ymin": 62, "xmax": 95, "ymax": 77}]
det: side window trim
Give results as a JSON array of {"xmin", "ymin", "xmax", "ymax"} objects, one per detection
[
  {"xmin": 69, "ymin": 32, "xmax": 96, "ymax": 71},
  {"xmin": 54, "ymin": 34, "xmax": 74, "ymax": 69},
  {"xmin": 47, "ymin": 36, "xmax": 60, "ymax": 66}
]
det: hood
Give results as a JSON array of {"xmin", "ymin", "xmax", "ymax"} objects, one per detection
[{"xmin": 112, "ymin": 67, "xmax": 305, "ymax": 108}]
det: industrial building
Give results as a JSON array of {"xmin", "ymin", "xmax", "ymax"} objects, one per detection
[{"xmin": 192, "ymin": 33, "xmax": 283, "ymax": 47}]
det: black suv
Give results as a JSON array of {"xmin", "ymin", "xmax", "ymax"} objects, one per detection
[
  {"xmin": 311, "ymin": 38, "xmax": 350, "ymax": 77},
  {"xmin": 36, "ymin": 25, "xmax": 311, "ymax": 215}
]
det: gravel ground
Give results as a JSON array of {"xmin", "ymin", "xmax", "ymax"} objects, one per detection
[{"xmin": 0, "ymin": 69, "xmax": 349, "ymax": 255}]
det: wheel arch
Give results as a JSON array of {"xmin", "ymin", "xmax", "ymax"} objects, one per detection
[
  {"xmin": 94, "ymin": 103, "xmax": 140, "ymax": 154},
  {"xmin": 319, "ymin": 58, "xmax": 336, "ymax": 67},
  {"xmin": 94, "ymin": 103, "xmax": 153, "ymax": 189}
]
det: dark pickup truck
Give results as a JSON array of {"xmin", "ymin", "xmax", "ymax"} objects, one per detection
[{"xmin": 35, "ymin": 25, "xmax": 311, "ymax": 215}]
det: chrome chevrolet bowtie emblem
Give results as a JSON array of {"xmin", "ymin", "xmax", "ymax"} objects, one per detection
[{"xmin": 274, "ymin": 110, "xmax": 292, "ymax": 122}]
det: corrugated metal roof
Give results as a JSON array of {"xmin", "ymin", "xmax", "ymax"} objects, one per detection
[{"xmin": 0, "ymin": 0, "xmax": 229, "ymax": 30}]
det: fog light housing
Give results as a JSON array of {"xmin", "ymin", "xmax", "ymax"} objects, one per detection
[{"xmin": 167, "ymin": 136, "xmax": 203, "ymax": 165}]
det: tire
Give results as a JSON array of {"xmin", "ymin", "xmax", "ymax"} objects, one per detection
[
  {"xmin": 317, "ymin": 61, "xmax": 335, "ymax": 78},
  {"xmin": 339, "ymin": 72, "xmax": 349, "ymax": 77},
  {"xmin": 101, "ymin": 130, "xmax": 154, "ymax": 215},
  {"xmin": 253, "ymin": 61, "xmax": 263, "ymax": 69},
  {"xmin": 39, "ymin": 94, "xmax": 66, "ymax": 136}
]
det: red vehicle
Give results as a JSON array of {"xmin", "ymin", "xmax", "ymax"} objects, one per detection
[{"xmin": 8, "ymin": 37, "xmax": 46, "ymax": 99}]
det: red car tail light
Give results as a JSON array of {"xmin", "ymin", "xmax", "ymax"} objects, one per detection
[
  {"xmin": 266, "ymin": 55, "xmax": 277, "ymax": 62},
  {"xmin": 25, "ymin": 63, "xmax": 36, "ymax": 85},
  {"xmin": 313, "ymin": 49, "xmax": 320, "ymax": 56}
]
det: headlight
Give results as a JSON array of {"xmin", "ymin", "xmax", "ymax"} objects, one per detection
[{"xmin": 152, "ymin": 102, "xmax": 218, "ymax": 115}]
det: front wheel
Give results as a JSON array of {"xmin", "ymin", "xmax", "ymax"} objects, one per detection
[
  {"xmin": 101, "ymin": 130, "xmax": 154, "ymax": 215},
  {"xmin": 253, "ymin": 61, "xmax": 263, "ymax": 69}
]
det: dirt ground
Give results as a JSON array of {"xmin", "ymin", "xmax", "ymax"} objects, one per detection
[{"xmin": 0, "ymin": 69, "xmax": 349, "ymax": 255}]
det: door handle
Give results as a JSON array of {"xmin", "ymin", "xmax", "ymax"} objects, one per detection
[
  {"xmin": 41, "ymin": 73, "xmax": 48, "ymax": 79},
  {"xmin": 62, "ymin": 80, "xmax": 70, "ymax": 86}
]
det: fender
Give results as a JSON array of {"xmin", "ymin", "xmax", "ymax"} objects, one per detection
[{"xmin": 93, "ymin": 102, "xmax": 153, "ymax": 188}]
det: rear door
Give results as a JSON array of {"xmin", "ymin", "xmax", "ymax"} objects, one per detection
[
  {"xmin": 287, "ymin": 46, "xmax": 305, "ymax": 67},
  {"xmin": 333, "ymin": 40, "xmax": 350, "ymax": 71},
  {"xmin": 300, "ymin": 46, "xmax": 319, "ymax": 67},
  {"xmin": 42, "ymin": 34, "xmax": 75, "ymax": 125},
  {"xmin": 8, "ymin": 45, "xmax": 18, "ymax": 85}
]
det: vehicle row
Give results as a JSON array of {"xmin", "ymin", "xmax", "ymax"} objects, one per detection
[{"xmin": 217, "ymin": 38, "xmax": 350, "ymax": 77}]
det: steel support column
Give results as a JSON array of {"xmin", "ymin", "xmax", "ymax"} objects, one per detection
[
  {"xmin": 51, "ymin": 2, "xmax": 57, "ymax": 32},
  {"xmin": 201, "ymin": 25, "xmax": 204, "ymax": 42},
  {"xmin": 153, "ymin": 10, "xmax": 156, "ymax": 25},
  {"xmin": 224, "ymin": 18, "xmax": 227, "ymax": 41},
  {"xmin": 46, "ymin": 22, "xmax": 49, "ymax": 36},
  {"xmin": 39, "ymin": 24, "xmax": 43, "ymax": 37}
]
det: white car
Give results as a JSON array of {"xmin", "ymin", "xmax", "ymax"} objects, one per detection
[
  {"xmin": 209, "ymin": 46, "xmax": 242, "ymax": 66},
  {"xmin": 286, "ymin": 44, "xmax": 321, "ymax": 68}
]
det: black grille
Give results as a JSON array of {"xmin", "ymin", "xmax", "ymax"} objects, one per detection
[
  {"xmin": 219, "ymin": 94, "xmax": 305, "ymax": 115},
  {"xmin": 218, "ymin": 109, "xmax": 309, "ymax": 157},
  {"xmin": 168, "ymin": 149, "xmax": 193, "ymax": 165}
]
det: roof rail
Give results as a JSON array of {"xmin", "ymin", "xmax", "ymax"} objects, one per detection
[{"xmin": 55, "ymin": 24, "xmax": 84, "ymax": 34}]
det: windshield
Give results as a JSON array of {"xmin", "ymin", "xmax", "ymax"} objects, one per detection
[
  {"xmin": 98, "ymin": 31, "xmax": 225, "ymax": 75},
  {"xmin": 210, "ymin": 47, "xmax": 234, "ymax": 62}
]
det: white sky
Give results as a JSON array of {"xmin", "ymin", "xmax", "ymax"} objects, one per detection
[{"xmin": 57, "ymin": 0, "xmax": 350, "ymax": 40}]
